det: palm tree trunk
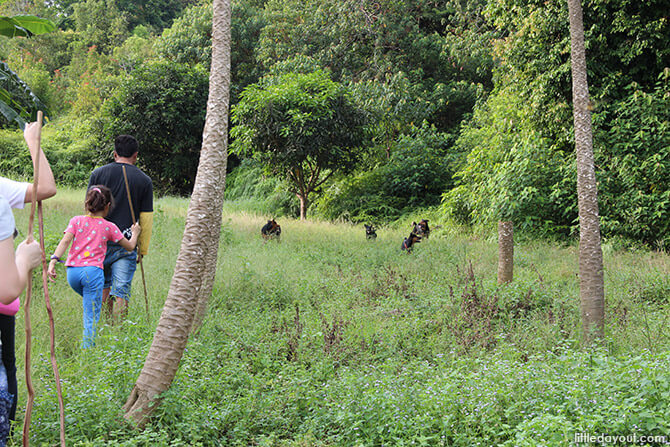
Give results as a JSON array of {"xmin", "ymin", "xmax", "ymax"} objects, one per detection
[
  {"xmin": 123, "ymin": 0, "xmax": 232, "ymax": 426},
  {"xmin": 191, "ymin": 239, "xmax": 220, "ymax": 334},
  {"xmin": 567, "ymin": 0, "xmax": 605, "ymax": 341},
  {"xmin": 497, "ymin": 220, "xmax": 514, "ymax": 284}
]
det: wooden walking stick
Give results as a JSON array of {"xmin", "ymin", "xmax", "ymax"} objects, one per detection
[
  {"xmin": 23, "ymin": 112, "xmax": 66, "ymax": 447},
  {"xmin": 22, "ymin": 113, "xmax": 41, "ymax": 447},
  {"xmin": 121, "ymin": 165, "xmax": 149, "ymax": 319}
]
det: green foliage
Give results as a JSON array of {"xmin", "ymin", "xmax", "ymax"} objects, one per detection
[
  {"xmin": 231, "ymin": 70, "xmax": 367, "ymax": 215},
  {"xmin": 0, "ymin": 122, "xmax": 97, "ymax": 186},
  {"xmin": 225, "ymin": 159, "xmax": 299, "ymax": 217},
  {"xmin": 154, "ymin": 0, "xmax": 266, "ymax": 100},
  {"xmin": 112, "ymin": 33, "xmax": 155, "ymax": 73},
  {"xmin": 73, "ymin": 0, "xmax": 130, "ymax": 54},
  {"xmin": 596, "ymin": 74, "xmax": 670, "ymax": 249},
  {"xmin": 0, "ymin": 14, "xmax": 55, "ymax": 37},
  {"xmin": 440, "ymin": 85, "xmax": 576, "ymax": 235},
  {"xmin": 6, "ymin": 27, "xmax": 78, "ymax": 76},
  {"xmin": 258, "ymin": 0, "xmax": 494, "ymax": 86},
  {"xmin": 257, "ymin": 0, "xmax": 494, "ymax": 136},
  {"xmin": 482, "ymin": 0, "xmax": 669, "ymax": 152},
  {"xmin": 229, "ymin": 0, "xmax": 267, "ymax": 99},
  {"xmin": 99, "ymin": 60, "xmax": 209, "ymax": 195},
  {"xmin": 0, "ymin": 60, "xmax": 48, "ymax": 128},
  {"xmin": 11, "ymin": 194, "xmax": 670, "ymax": 446},
  {"xmin": 115, "ymin": 0, "xmax": 194, "ymax": 32},
  {"xmin": 350, "ymin": 72, "xmax": 465, "ymax": 159},
  {"xmin": 629, "ymin": 272, "xmax": 670, "ymax": 305},
  {"xmin": 314, "ymin": 124, "xmax": 458, "ymax": 223},
  {"xmin": 232, "ymin": 70, "xmax": 365, "ymax": 173},
  {"xmin": 441, "ymin": 0, "xmax": 669, "ymax": 244},
  {"xmin": 0, "ymin": 14, "xmax": 54, "ymax": 128},
  {"xmin": 154, "ymin": 2, "xmax": 212, "ymax": 67},
  {"xmin": 0, "ymin": 128, "xmax": 29, "ymax": 174}
]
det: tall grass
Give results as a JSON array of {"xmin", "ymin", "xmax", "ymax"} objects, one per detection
[{"xmin": 7, "ymin": 189, "xmax": 669, "ymax": 446}]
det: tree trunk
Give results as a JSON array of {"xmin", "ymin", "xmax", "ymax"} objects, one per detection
[
  {"xmin": 191, "ymin": 239, "xmax": 220, "ymax": 334},
  {"xmin": 497, "ymin": 220, "xmax": 514, "ymax": 284},
  {"xmin": 298, "ymin": 193, "xmax": 308, "ymax": 220},
  {"xmin": 123, "ymin": 0, "xmax": 231, "ymax": 426},
  {"xmin": 567, "ymin": 0, "xmax": 605, "ymax": 342}
]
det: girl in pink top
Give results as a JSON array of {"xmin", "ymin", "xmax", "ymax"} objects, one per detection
[{"xmin": 48, "ymin": 186, "xmax": 140, "ymax": 348}]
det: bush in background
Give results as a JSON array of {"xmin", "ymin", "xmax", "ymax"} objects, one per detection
[
  {"xmin": 596, "ymin": 75, "xmax": 670, "ymax": 250},
  {"xmin": 225, "ymin": 159, "xmax": 298, "ymax": 217},
  {"xmin": 314, "ymin": 123, "xmax": 459, "ymax": 223},
  {"xmin": 0, "ymin": 120, "xmax": 96, "ymax": 187},
  {"xmin": 98, "ymin": 60, "xmax": 209, "ymax": 195}
]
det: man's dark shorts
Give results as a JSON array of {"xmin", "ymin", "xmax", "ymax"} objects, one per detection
[{"xmin": 103, "ymin": 244, "xmax": 137, "ymax": 301}]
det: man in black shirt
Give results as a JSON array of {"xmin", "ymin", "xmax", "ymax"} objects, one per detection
[{"xmin": 88, "ymin": 135, "xmax": 153, "ymax": 321}]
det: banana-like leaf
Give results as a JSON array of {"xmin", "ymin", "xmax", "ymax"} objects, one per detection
[
  {"xmin": 0, "ymin": 99, "xmax": 24, "ymax": 129},
  {"xmin": 0, "ymin": 15, "xmax": 55, "ymax": 38},
  {"xmin": 0, "ymin": 15, "xmax": 53, "ymax": 128},
  {"xmin": 0, "ymin": 61, "xmax": 48, "ymax": 129}
]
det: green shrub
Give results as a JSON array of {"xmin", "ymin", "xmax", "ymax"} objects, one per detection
[
  {"xmin": 314, "ymin": 124, "xmax": 459, "ymax": 223},
  {"xmin": 596, "ymin": 75, "xmax": 670, "ymax": 250},
  {"xmin": 225, "ymin": 159, "xmax": 298, "ymax": 217},
  {"xmin": 0, "ymin": 122, "xmax": 96, "ymax": 187},
  {"xmin": 98, "ymin": 60, "xmax": 210, "ymax": 195},
  {"xmin": 0, "ymin": 129, "xmax": 26, "ymax": 176},
  {"xmin": 441, "ymin": 74, "xmax": 669, "ymax": 247},
  {"xmin": 630, "ymin": 273, "xmax": 670, "ymax": 305}
]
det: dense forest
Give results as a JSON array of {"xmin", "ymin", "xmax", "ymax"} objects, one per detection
[{"xmin": 1, "ymin": 0, "xmax": 668, "ymax": 248}]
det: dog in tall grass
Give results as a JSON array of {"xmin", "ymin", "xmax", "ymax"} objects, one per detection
[
  {"xmin": 412, "ymin": 219, "xmax": 430, "ymax": 239},
  {"xmin": 261, "ymin": 219, "xmax": 281, "ymax": 242},
  {"xmin": 364, "ymin": 224, "xmax": 377, "ymax": 240},
  {"xmin": 401, "ymin": 231, "xmax": 421, "ymax": 253}
]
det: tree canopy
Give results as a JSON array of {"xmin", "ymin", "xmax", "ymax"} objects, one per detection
[
  {"xmin": 100, "ymin": 60, "xmax": 209, "ymax": 195},
  {"xmin": 231, "ymin": 70, "xmax": 367, "ymax": 218}
]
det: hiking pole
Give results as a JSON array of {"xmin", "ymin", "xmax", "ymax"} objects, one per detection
[
  {"xmin": 23, "ymin": 112, "xmax": 66, "ymax": 447},
  {"xmin": 121, "ymin": 165, "xmax": 150, "ymax": 319},
  {"xmin": 22, "ymin": 113, "xmax": 42, "ymax": 447}
]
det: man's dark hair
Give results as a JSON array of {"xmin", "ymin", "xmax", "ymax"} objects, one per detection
[{"xmin": 114, "ymin": 135, "xmax": 139, "ymax": 158}]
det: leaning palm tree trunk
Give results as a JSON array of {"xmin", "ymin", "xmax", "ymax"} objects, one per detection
[
  {"xmin": 123, "ymin": 0, "xmax": 231, "ymax": 426},
  {"xmin": 191, "ymin": 238, "xmax": 221, "ymax": 334},
  {"xmin": 567, "ymin": 0, "xmax": 605, "ymax": 341}
]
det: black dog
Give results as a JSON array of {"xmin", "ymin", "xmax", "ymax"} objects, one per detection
[
  {"xmin": 365, "ymin": 224, "xmax": 377, "ymax": 240},
  {"xmin": 412, "ymin": 219, "xmax": 430, "ymax": 239},
  {"xmin": 261, "ymin": 219, "xmax": 281, "ymax": 241},
  {"xmin": 401, "ymin": 232, "xmax": 421, "ymax": 253}
]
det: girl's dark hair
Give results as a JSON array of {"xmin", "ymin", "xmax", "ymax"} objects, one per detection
[{"xmin": 86, "ymin": 185, "xmax": 113, "ymax": 213}]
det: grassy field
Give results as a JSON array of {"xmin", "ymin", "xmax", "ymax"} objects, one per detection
[{"xmin": 8, "ymin": 189, "xmax": 670, "ymax": 446}]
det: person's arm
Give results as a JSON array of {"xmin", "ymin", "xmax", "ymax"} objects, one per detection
[
  {"xmin": 0, "ymin": 237, "xmax": 42, "ymax": 304},
  {"xmin": 117, "ymin": 222, "xmax": 141, "ymax": 251},
  {"xmin": 47, "ymin": 232, "xmax": 74, "ymax": 281},
  {"xmin": 23, "ymin": 122, "xmax": 57, "ymax": 203}
]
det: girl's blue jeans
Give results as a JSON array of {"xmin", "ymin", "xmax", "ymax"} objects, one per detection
[{"xmin": 67, "ymin": 266, "xmax": 104, "ymax": 349}]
